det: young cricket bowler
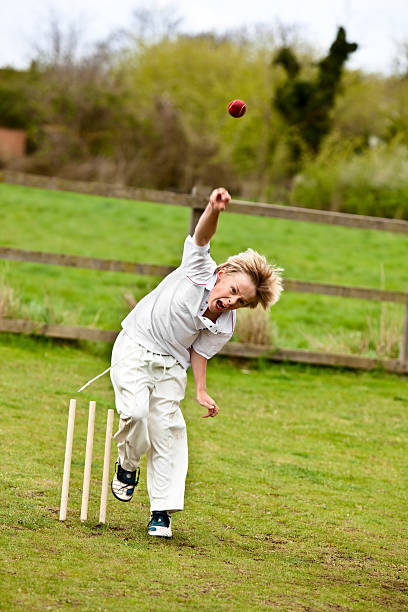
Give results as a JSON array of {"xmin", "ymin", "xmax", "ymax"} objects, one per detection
[{"xmin": 109, "ymin": 187, "xmax": 283, "ymax": 537}]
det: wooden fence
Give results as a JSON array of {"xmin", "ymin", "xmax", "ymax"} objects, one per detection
[{"xmin": 1, "ymin": 170, "xmax": 408, "ymax": 373}]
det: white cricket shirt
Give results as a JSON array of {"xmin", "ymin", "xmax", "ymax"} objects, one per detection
[{"xmin": 121, "ymin": 235, "xmax": 236, "ymax": 369}]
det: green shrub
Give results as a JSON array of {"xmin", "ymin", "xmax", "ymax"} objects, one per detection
[{"xmin": 291, "ymin": 141, "xmax": 408, "ymax": 218}]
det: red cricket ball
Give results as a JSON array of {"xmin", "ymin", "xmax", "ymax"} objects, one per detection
[{"xmin": 228, "ymin": 99, "xmax": 246, "ymax": 118}]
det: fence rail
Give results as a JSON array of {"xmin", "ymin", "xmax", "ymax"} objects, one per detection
[
  {"xmin": 2, "ymin": 170, "xmax": 408, "ymax": 233},
  {"xmin": 1, "ymin": 318, "xmax": 406, "ymax": 374},
  {"xmin": 0, "ymin": 246, "xmax": 175, "ymax": 277},
  {"xmin": 1, "ymin": 171, "xmax": 407, "ymax": 372},
  {"xmin": 1, "ymin": 245, "xmax": 408, "ymax": 305}
]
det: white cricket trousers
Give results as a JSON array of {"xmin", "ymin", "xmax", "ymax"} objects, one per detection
[{"xmin": 110, "ymin": 330, "xmax": 188, "ymax": 513}]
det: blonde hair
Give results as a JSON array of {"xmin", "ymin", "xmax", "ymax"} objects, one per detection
[{"xmin": 216, "ymin": 249, "xmax": 283, "ymax": 310}]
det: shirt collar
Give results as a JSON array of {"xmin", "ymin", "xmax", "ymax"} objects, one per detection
[
  {"xmin": 205, "ymin": 272, "xmax": 217, "ymax": 291},
  {"xmin": 198, "ymin": 309, "xmax": 234, "ymax": 335}
]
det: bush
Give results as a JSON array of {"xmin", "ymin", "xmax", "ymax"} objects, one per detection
[
  {"xmin": 234, "ymin": 308, "xmax": 277, "ymax": 346},
  {"xmin": 291, "ymin": 140, "xmax": 408, "ymax": 218}
]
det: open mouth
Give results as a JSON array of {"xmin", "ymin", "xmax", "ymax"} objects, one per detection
[{"xmin": 215, "ymin": 300, "xmax": 225, "ymax": 311}]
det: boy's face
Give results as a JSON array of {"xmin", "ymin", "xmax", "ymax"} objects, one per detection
[{"xmin": 208, "ymin": 270, "xmax": 257, "ymax": 315}]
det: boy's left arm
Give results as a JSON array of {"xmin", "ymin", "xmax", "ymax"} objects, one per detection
[
  {"xmin": 190, "ymin": 348, "xmax": 220, "ymax": 418},
  {"xmin": 193, "ymin": 188, "xmax": 231, "ymax": 246}
]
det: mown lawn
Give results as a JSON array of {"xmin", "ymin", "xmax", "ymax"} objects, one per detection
[
  {"xmin": 0, "ymin": 334, "xmax": 407, "ymax": 610},
  {"xmin": 0, "ymin": 182, "xmax": 407, "ymax": 610},
  {"xmin": 0, "ymin": 183, "xmax": 407, "ymax": 356}
]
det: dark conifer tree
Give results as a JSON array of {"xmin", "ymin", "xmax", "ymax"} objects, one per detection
[{"xmin": 274, "ymin": 27, "xmax": 358, "ymax": 168}]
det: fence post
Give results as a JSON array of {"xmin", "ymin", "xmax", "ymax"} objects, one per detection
[
  {"xmin": 399, "ymin": 285, "xmax": 408, "ymax": 367},
  {"xmin": 189, "ymin": 186, "xmax": 209, "ymax": 235}
]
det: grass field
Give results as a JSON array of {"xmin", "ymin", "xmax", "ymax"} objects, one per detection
[
  {"xmin": 0, "ymin": 183, "xmax": 407, "ymax": 610},
  {"xmin": 0, "ymin": 183, "xmax": 407, "ymax": 356},
  {"xmin": 1, "ymin": 334, "xmax": 407, "ymax": 610}
]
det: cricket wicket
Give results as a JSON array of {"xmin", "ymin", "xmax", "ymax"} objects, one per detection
[
  {"xmin": 59, "ymin": 399, "xmax": 76, "ymax": 521},
  {"xmin": 99, "ymin": 408, "xmax": 114, "ymax": 524},
  {"xmin": 80, "ymin": 400, "xmax": 96, "ymax": 522},
  {"xmin": 59, "ymin": 399, "xmax": 114, "ymax": 524}
]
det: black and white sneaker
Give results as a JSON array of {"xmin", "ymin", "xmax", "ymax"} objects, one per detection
[
  {"xmin": 111, "ymin": 462, "xmax": 140, "ymax": 502},
  {"xmin": 148, "ymin": 511, "xmax": 172, "ymax": 538}
]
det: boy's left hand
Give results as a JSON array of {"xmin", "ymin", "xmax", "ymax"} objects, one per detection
[
  {"xmin": 196, "ymin": 391, "xmax": 220, "ymax": 418},
  {"xmin": 209, "ymin": 187, "xmax": 231, "ymax": 212}
]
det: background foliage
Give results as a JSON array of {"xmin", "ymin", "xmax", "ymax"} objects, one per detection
[{"xmin": 2, "ymin": 12, "xmax": 408, "ymax": 217}]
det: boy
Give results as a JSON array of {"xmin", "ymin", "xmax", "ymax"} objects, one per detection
[{"xmin": 109, "ymin": 187, "xmax": 283, "ymax": 537}]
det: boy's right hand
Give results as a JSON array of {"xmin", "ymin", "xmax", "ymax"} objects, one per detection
[
  {"xmin": 209, "ymin": 188, "xmax": 231, "ymax": 212},
  {"xmin": 196, "ymin": 391, "xmax": 220, "ymax": 418}
]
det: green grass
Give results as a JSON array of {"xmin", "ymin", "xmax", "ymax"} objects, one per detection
[
  {"xmin": 1, "ymin": 334, "xmax": 407, "ymax": 610},
  {"xmin": 1, "ymin": 184, "xmax": 407, "ymax": 608},
  {"xmin": 0, "ymin": 183, "xmax": 407, "ymax": 356}
]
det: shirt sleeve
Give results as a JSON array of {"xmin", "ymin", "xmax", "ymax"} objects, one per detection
[
  {"xmin": 192, "ymin": 329, "xmax": 232, "ymax": 360},
  {"xmin": 180, "ymin": 234, "xmax": 217, "ymax": 283}
]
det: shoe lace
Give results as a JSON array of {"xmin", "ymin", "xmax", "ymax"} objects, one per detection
[{"xmin": 116, "ymin": 482, "xmax": 134, "ymax": 493}]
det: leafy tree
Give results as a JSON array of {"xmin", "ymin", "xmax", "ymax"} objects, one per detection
[{"xmin": 114, "ymin": 28, "xmax": 286, "ymax": 193}]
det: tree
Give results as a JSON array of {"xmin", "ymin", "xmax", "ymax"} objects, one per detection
[{"xmin": 273, "ymin": 27, "xmax": 358, "ymax": 167}]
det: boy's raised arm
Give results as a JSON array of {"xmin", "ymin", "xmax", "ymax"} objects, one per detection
[{"xmin": 193, "ymin": 187, "xmax": 231, "ymax": 246}]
